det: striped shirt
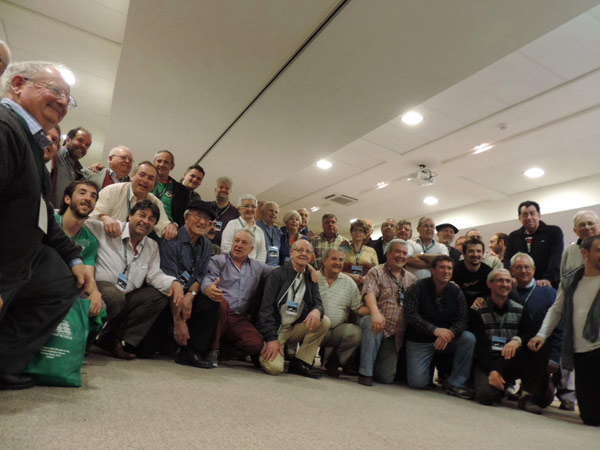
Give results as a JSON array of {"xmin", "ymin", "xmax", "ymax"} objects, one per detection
[{"xmin": 318, "ymin": 270, "xmax": 363, "ymax": 328}]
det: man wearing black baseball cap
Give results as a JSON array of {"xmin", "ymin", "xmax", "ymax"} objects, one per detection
[
  {"xmin": 137, "ymin": 199, "xmax": 217, "ymax": 366},
  {"xmin": 436, "ymin": 223, "xmax": 461, "ymax": 264}
]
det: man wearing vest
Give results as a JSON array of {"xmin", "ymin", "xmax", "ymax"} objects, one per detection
[
  {"xmin": 529, "ymin": 235, "xmax": 600, "ymax": 426},
  {"xmin": 472, "ymin": 269, "xmax": 549, "ymax": 414},
  {"xmin": 85, "ymin": 145, "xmax": 133, "ymax": 190}
]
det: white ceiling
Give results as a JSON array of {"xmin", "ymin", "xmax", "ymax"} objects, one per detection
[{"xmin": 2, "ymin": 0, "xmax": 600, "ymax": 234}]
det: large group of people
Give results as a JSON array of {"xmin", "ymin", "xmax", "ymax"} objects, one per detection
[{"xmin": 1, "ymin": 51, "xmax": 599, "ymax": 428}]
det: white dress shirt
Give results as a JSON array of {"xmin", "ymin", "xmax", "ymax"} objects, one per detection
[
  {"xmin": 89, "ymin": 182, "xmax": 171, "ymax": 236},
  {"xmin": 85, "ymin": 219, "xmax": 175, "ymax": 294}
]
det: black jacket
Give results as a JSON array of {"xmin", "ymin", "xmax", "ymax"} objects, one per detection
[
  {"xmin": 503, "ymin": 221, "xmax": 563, "ymax": 288},
  {"xmin": 256, "ymin": 262, "xmax": 324, "ymax": 342},
  {"xmin": 169, "ymin": 177, "xmax": 193, "ymax": 228},
  {"xmin": 0, "ymin": 105, "xmax": 81, "ymax": 287}
]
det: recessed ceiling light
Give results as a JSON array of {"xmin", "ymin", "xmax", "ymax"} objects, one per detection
[
  {"xmin": 316, "ymin": 159, "xmax": 332, "ymax": 170},
  {"xmin": 473, "ymin": 143, "xmax": 493, "ymax": 154},
  {"xmin": 310, "ymin": 206, "xmax": 319, "ymax": 212},
  {"xmin": 401, "ymin": 111, "xmax": 423, "ymax": 125},
  {"xmin": 349, "ymin": 218, "xmax": 357, "ymax": 223},
  {"xmin": 376, "ymin": 181, "xmax": 388, "ymax": 189},
  {"xmin": 58, "ymin": 67, "xmax": 76, "ymax": 85},
  {"xmin": 524, "ymin": 167, "xmax": 544, "ymax": 178},
  {"xmin": 423, "ymin": 196, "xmax": 438, "ymax": 205}
]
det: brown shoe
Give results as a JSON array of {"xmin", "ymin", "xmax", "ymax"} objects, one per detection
[
  {"xmin": 358, "ymin": 374, "xmax": 373, "ymax": 386},
  {"xmin": 98, "ymin": 336, "xmax": 135, "ymax": 360}
]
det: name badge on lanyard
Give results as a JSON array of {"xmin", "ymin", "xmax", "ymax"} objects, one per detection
[
  {"xmin": 268, "ymin": 246, "xmax": 279, "ymax": 258},
  {"xmin": 286, "ymin": 301, "xmax": 299, "ymax": 315},
  {"xmin": 351, "ymin": 265, "xmax": 362, "ymax": 275},
  {"xmin": 491, "ymin": 336, "xmax": 507, "ymax": 352},
  {"xmin": 116, "ymin": 273, "xmax": 129, "ymax": 292},
  {"xmin": 215, "ymin": 220, "xmax": 223, "ymax": 231},
  {"xmin": 179, "ymin": 270, "xmax": 191, "ymax": 285}
]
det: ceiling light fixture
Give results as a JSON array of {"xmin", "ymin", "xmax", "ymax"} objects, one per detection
[
  {"xmin": 473, "ymin": 143, "xmax": 493, "ymax": 154},
  {"xmin": 58, "ymin": 67, "xmax": 76, "ymax": 85},
  {"xmin": 376, "ymin": 181, "xmax": 388, "ymax": 189},
  {"xmin": 349, "ymin": 218, "xmax": 357, "ymax": 223},
  {"xmin": 310, "ymin": 206, "xmax": 319, "ymax": 212},
  {"xmin": 316, "ymin": 159, "xmax": 332, "ymax": 170},
  {"xmin": 401, "ymin": 111, "xmax": 423, "ymax": 126},
  {"xmin": 423, "ymin": 196, "xmax": 439, "ymax": 205},
  {"xmin": 524, "ymin": 167, "xmax": 545, "ymax": 178}
]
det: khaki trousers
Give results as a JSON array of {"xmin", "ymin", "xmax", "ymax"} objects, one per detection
[{"xmin": 260, "ymin": 315, "xmax": 330, "ymax": 375}]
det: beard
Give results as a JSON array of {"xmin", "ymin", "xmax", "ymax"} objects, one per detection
[{"xmin": 70, "ymin": 202, "xmax": 91, "ymax": 219}]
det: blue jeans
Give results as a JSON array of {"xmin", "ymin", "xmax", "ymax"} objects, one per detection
[
  {"xmin": 406, "ymin": 331, "xmax": 475, "ymax": 389},
  {"xmin": 358, "ymin": 315, "xmax": 398, "ymax": 383}
]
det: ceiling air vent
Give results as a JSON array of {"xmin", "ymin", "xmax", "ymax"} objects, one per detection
[{"xmin": 323, "ymin": 193, "xmax": 358, "ymax": 206}]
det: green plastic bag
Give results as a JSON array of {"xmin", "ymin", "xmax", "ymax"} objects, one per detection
[{"xmin": 24, "ymin": 298, "xmax": 90, "ymax": 387}]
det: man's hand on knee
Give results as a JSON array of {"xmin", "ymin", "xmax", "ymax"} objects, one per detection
[{"xmin": 261, "ymin": 340, "xmax": 283, "ymax": 362}]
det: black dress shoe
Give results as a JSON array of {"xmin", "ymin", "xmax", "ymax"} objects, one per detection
[
  {"xmin": 175, "ymin": 348, "xmax": 213, "ymax": 369},
  {"xmin": 325, "ymin": 354, "xmax": 340, "ymax": 378},
  {"xmin": 0, "ymin": 371, "xmax": 34, "ymax": 390},
  {"xmin": 96, "ymin": 336, "xmax": 135, "ymax": 360},
  {"xmin": 288, "ymin": 358, "xmax": 322, "ymax": 379}
]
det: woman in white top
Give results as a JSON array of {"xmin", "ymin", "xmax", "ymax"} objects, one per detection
[{"xmin": 220, "ymin": 194, "xmax": 267, "ymax": 263}]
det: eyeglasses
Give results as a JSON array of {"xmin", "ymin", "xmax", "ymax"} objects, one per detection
[
  {"xmin": 292, "ymin": 248, "xmax": 313, "ymax": 255},
  {"xmin": 241, "ymin": 205, "xmax": 257, "ymax": 210},
  {"xmin": 576, "ymin": 221, "xmax": 598, "ymax": 229},
  {"xmin": 24, "ymin": 78, "xmax": 77, "ymax": 109},
  {"xmin": 491, "ymin": 278, "xmax": 512, "ymax": 284},
  {"xmin": 112, "ymin": 154, "xmax": 134, "ymax": 164}
]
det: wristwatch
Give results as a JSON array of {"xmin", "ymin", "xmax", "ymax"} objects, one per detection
[{"xmin": 190, "ymin": 290, "xmax": 198, "ymax": 296}]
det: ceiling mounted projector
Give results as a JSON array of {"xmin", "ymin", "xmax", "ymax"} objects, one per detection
[{"xmin": 407, "ymin": 164, "xmax": 437, "ymax": 186}]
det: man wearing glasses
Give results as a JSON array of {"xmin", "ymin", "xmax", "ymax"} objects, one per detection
[
  {"xmin": 84, "ymin": 145, "xmax": 134, "ymax": 191},
  {"xmin": 0, "ymin": 61, "xmax": 90, "ymax": 389},
  {"xmin": 257, "ymin": 239, "xmax": 330, "ymax": 378}
]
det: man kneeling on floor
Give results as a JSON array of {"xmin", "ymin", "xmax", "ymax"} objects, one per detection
[
  {"xmin": 405, "ymin": 255, "xmax": 475, "ymax": 399},
  {"xmin": 86, "ymin": 200, "xmax": 183, "ymax": 359},
  {"xmin": 257, "ymin": 240, "xmax": 330, "ymax": 378},
  {"xmin": 472, "ymin": 269, "xmax": 549, "ymax": 414}
]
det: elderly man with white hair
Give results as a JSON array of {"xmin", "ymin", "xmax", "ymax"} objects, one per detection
[
  {"xmin": 85, "ymin": 145, "xmax": 133, "ymax": 190},
  {"xmin": 0, "ymin": 40, "xmax": 11, "ymax": 76},
  {"xmin": 220, "ymin": 194, "xmax": 267, "ymax": 263},
  {"xmin": 256, "ymin": 201, "xmax": 282, "ymax": 267},
  {"xmin": 1, "ymin": 60, "xmax": 89, "ymax": 389}
]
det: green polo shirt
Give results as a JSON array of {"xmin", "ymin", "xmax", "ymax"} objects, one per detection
[{"xmin": 54, "ymin": 213, "xmax": 98, "ymax": 266}]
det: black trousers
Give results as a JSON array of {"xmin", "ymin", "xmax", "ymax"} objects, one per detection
[
  {"xmin": 139, "ymin": 293, "xmax": 220, "ymax": 357},
  {"xmin": 474, "ymin": 347, "xmax": 548, "ymax": 405},
  {"xmin": 0, "ymin": 245, "xmax": 78, "ymax": 373},
  {"xmin": 574, "ymin": 348, "xmax": 600, "ymax": 426}
]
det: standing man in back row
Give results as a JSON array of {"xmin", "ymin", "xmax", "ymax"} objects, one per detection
[
  {"xmin": 503, "ymin": 200, "xmax": 563, "ymax": 288},
  {"xmin": 152, "ymin": 150, "xmax": 193, "ymax": 227},
  {"xmin": 209, "ymin": 176, "xmax": 240, "ymax": 247}
]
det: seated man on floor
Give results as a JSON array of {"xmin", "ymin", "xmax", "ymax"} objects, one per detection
[
  {"xmin": 472, "ymin": 269, "xmax": 549, "ymax": 414},
  {"xmin": 86, "ymin": 200, "xmax": 183, "ymax": 359},
  {"xmin": 510, "ymin": 252, "xmax": 562, "ymax": 407},
  {"xmin": 136, "ymin": 199, "xmax": 215, "ymax": 362},
  {"xmin": 358, "ymin": 239, "xmax": 417, "ymax": 386},
  {"xmin": 257, "ymin": 239, "xmax": 330, "ymax": 378},
  {"xmin": 202, "ymin": 228, "xmax": 273, "ymax": 367},
  {"xmin": 405, "ymin": 255, "xmax": 475, "ymax": 399},
  {"xmin": 55, "ymin": 180, "xmax": 103, "ymax": 317},
  {"xmin": 318, "ymin": 247, "xmax": 366, "ymax": 377}
]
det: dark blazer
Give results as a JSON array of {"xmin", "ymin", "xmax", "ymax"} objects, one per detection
[{"xmin": 256, "ymin": 262, "xmax": 324, "ymax": 342}]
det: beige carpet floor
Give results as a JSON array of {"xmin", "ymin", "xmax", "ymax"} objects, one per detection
[{"xmin": 0, "ymin": 352, "xmax": 596, "ymax": 450}]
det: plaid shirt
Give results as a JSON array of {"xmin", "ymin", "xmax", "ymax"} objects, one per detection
[
  {"xmin": 312, "ymin": 232, "xmax": 350, "ymax": 269},
  {"xmin": 362, "ymin": 263, "xmax": 417, "ymax": 348}
]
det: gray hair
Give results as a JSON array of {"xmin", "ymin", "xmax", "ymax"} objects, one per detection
[
  {"xmin": 283, "ymin": 210, "xmax": 301, "ymax": 224},
  {"xmin": 262, "ymin": 201, "xmax": 279, "ymax": 212},
  {"xmin": 0, "ymin": 61, "xmax": 72, "ymax": 96},
  {"xmin": 323, "ymin": 246, "xmax": 344, "ymax": 260},
  {"xmin": 237, "ymin": 194, "xmax": 257, "ymax": 207},
  {"xmin": 216, "ymin": 176, "xmax": 233, "ymax": 187},
  {"xmin": 487, "ymin": 268, "xmax": 511, "ymax": 282},
  {"xmin": 573, "ymin": 210, "xmax": 599, "ymax": 226},
  {"xmin": 417, "ymin": 217, "xmax": 434, "ymax": 227},
  {"xmin": 0, "ymin": 40, "xmax": 11, "ymax": 65},
  {"xmin": 235, "ymin": 227, "xmax": 255, "ymax": 246},
  {"xmin": 385, "ymin": 238, "xmax": 408, "ymax": 254},
  {"xmin": 510, "ymin": 252, "xmax": 534, "ymax": 267},
  {"xmin": 109, "ymin": 145, "xmax": 131, "ymax": 157},
  {"xmin": 153, "ymin": 150, "xmax": 175, "ymax": 165}
]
